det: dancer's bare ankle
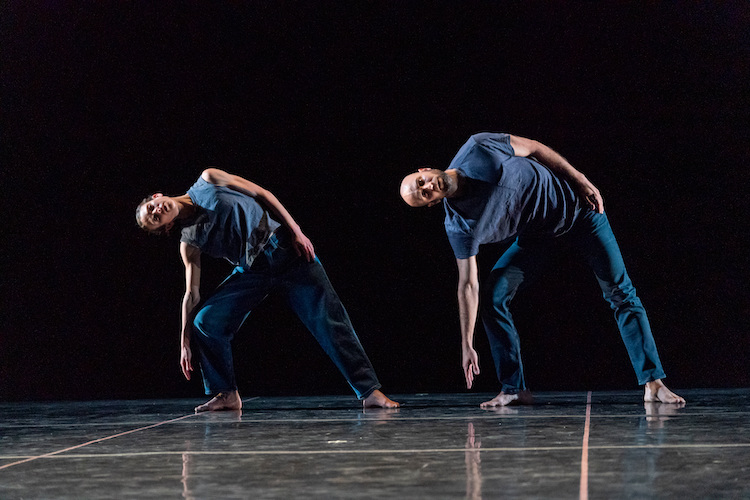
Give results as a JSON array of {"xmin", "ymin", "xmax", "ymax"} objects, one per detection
[
  {"xmin": 481, "ymin": 390, "xmax": 533, "ymax": 408},
  {"xmin": 644, "ymin": 380, "xmax": 685, "ymax": 404},
  {"xmin": 195, "ymin": 390, "xmax": 243, "ymax": 413},
  {"xmin": 362, "ymin": 389, "xmax": 400, "ymax": 408}
]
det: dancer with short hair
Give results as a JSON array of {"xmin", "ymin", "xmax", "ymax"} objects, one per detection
[{"xmin": 400, "ymin": 132, "xmax": 684, "ymax": 407}]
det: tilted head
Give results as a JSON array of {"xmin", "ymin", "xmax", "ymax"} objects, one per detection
[
  {"xmin": 135, "ymin": 193, "xmax": 181, "ymax": 235},
  {"xmin": 399, "ymin": 168, "xmax": 457, "ymax": 207}
]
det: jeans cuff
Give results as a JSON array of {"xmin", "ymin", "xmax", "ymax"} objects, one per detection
[{"xmin": 358, "ymin": 383, "xmax": 382, "ymax": 400}]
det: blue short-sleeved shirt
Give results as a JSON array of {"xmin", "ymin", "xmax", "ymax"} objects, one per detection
[
  {"xmin": 444, "ymin": 133, "xmax": 582, "ymax": 259},
  {"xmin": 180, "ymin": 177, "xmax": 281, "ymax": 268}
]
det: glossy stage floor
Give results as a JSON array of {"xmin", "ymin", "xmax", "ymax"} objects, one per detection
[{"xmin": 1, "ymin": 389, "xmax": 749, "ymax": 499}]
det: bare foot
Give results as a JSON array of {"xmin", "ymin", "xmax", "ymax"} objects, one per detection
[
  {"xmin": 644, "ymin": 379, "xmax": 686, "ymax": 404},
  {"xmin": 363, "ymin": 389, "xmax": 400, "ymax": 408},
  {"xmin": 194, "ymin": 391, "xmax": 243, "ymax": 413},
  {"xmin": 480, "ymin": 390, "xmax": 533, "ymax": 408}
]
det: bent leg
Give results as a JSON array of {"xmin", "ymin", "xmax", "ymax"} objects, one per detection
[
  {"xmin": 281, "ymin": 258, "xmax": 383, "ymax": 401},
  {"xmin": 193, "ymin": 267, "xmax": 271, "ymax": 395},
  {"xmin": 572, "ymin": 211, "xmax": 667, "ymax": 385},
  {"xmin": 481, "ymin": 239, "xmax": 550, "ymax": 395}
]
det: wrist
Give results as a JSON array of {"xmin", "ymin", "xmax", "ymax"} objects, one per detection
[{"xmin": 571, "ymin": 171, "xmax": 586, "ymax": 182}]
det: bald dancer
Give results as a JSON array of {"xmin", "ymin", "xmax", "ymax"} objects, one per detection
[{"xmin": 400, "ymin": 132, "xmax": 684, "ymax": 407}]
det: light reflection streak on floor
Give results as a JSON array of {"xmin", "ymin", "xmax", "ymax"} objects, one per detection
[{"xmin": 1, "ymin": 389, "xmax": 749, "ymax": 499}]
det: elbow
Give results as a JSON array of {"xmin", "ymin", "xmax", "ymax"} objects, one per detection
[
  {"xmin": 183, "ymin": 291, "xmax": 201, "ymax": 310},
  {"xmin": 255, "ymin": 187, "xmax": 271, "ymax": 200},
  {"xmin": 458, "ymin": 279, "xmax": 479, "ymax": 295}
]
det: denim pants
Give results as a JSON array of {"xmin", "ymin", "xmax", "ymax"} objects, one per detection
[
  {"xmin": 481, "ymin": 210, "xmax": 666, "ymax": 393},
  {"xmin": 192, "ymin": 231, "xmax": 381, "ymax": 399}
]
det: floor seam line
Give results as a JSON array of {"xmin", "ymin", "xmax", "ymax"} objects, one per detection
[
  {"xmin": 0, "ymin": 412, "xmax": 200, "ymax": 471},
  {"xmin": 4, "ymin": 442, "xmax": 750, "ymax": 461},
  {"xmin": 580, "ymin": 390, "xmax": 592, "ymax": 500}
]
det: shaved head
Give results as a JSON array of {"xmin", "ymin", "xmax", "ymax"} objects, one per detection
[{"xmin": 400, "ymin": 168, "xmax": 457, "ymax": 207}]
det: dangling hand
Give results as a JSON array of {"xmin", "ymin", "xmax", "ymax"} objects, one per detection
[{"xmin": 462, "ymin": 346, "xmax": 480, "ymax": 389}]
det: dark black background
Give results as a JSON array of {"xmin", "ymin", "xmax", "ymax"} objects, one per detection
[{"xmin": 3, "ymin": 2, "xmax": 748, "ymax": 401}]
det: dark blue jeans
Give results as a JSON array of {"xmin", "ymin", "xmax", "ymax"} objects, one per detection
[
  {"xmin": 192, "ymin": 231, "xmax": 381, "ymax": 399},
  {"xmin": 481, "ymin": 210, "xmax": 666, "ymax": 393}
]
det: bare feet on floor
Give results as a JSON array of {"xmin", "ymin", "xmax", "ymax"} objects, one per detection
[
  {"xmin": 363, "ymin": 389, "xmax": 400, "ymax": 408},
  {"xmin": 194, "ymin": 390, "xmax": 243, "ymax": 413},
  {"xmin": 480, "ymin": 390, "xmax": 533, "ymax": 408},
  {"xmin": 644, "ymin": 379, "xmax": 686, "ymax": 404}
]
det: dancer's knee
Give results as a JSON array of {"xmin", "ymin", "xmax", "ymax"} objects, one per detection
[
  {"xmin": 481, "ymin": 273, "xmax": 517, "ymax": 315},
  {"xmin": 192, "ymin": 309, "xmax": 210, "ymax": 337},
  {"xmin": 604, "ymin": 286, "xmax": 642, "ymax": 311},
  {"xmin": 193, "ymin": 306, "xmax": 228, "ymax": 339}
]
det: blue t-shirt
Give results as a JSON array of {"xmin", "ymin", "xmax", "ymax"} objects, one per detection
[
  {"xmin": 180, "ymin": 177, "xmax": 281, "ymax": 268},
  {"xmin": 444, "ymin": 133, "xmax": 582, "ymax": 259}
]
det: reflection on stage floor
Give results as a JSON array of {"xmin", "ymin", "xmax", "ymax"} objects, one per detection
[{"xmin": 1, "ymin": 389, "xmax": 749, "ymax": 498}]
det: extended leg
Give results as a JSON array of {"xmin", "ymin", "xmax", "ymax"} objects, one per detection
[
  {"xmin": 282, "ymin": 258, "xmax": 397, "ymax": 407},
  {"xmin": 573, "ymin": 211, "xmax": 684, "ymax": 403}
]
